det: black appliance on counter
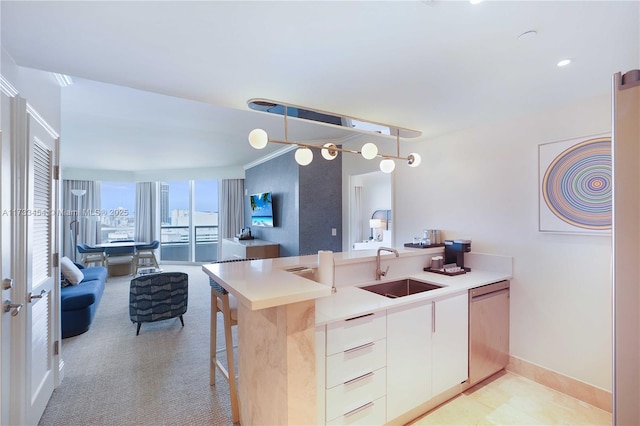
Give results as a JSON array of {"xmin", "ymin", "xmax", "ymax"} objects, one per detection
[{"xmin": 444, "ymin": 239, "xmax": 471, "ymax": 271}]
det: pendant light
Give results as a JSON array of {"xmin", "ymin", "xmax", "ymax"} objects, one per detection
[{"xmin": 247, "ymin": 100, "xmax": 422, "ymax": 172}]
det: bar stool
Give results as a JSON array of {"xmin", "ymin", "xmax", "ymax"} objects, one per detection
[
  {"xmin": 209, "ymin": 258, "xmax": 257, "ymax": 424},
  {"xmin": 210, "ymin": 280, "xmax": 239, "ymax": 423}
]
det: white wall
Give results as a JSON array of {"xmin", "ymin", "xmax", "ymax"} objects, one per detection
[
  {"xmin": 2, "ymin": 49, "xmax": 61, "ymax": 133},
  {"xmin": 395, "ymin": 93, "xmax": 612, "ymax": 391}
]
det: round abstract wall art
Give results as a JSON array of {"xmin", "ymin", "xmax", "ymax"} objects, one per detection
[{"xmin": 542, "ymin": 137, "xmax": 611, "ymax": 230}]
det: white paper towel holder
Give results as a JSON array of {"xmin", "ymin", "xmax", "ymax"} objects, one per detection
[
  {"xmin": 331, "ymin": 259, "xmax": 336, "ymax": 293},
  {"xmin": 317, "ymin": 250, "xmax": 337, "ymax": 293}
]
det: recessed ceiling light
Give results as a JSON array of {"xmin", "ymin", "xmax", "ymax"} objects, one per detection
[
  {"xmin": 470, "ymin": 0, "xmax": 483, "ymax": 4},
  {"xmin": 518, "ymin": 30, "xmax": 537, "ymax": 41},
  {"xmin": 557, "ymin": 59, "xmax": 572, "ymax": 67}
]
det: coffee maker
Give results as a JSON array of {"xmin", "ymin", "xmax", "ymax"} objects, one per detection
[
  {"xmin": 444, "ymin": 239, "xmax": 471, "ymax": 271},
  {"xmin": 238, "ymin": 227, "xmax": 253, "ymax": 240}
]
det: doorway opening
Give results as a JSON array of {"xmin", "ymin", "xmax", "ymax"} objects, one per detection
[{"xmin": 349, "ymin": 171, "xmax": 393, "ymax": 251}]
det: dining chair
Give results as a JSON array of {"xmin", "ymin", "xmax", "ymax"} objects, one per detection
[
  {"xmin": 134, "ymin": 240, "xmax": 160, "ymax": 275},
  {"xmin": 76, "ymin": 243, "xmax": 106, "ymax": 267},
  {"xmin": 105, "ymin": 240, "xmax": 136, "ymax": 277}
]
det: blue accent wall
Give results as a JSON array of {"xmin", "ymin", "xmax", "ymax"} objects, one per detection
[
  {"xmin": 245, "ymin": 149, "xmax": 342, "ymax": 257},
  {"xmin": 299, "ymin": 149, "xmax": 342, "ymax": 255}
]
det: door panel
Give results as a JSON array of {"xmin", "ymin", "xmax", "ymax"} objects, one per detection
[
  {"xmin": 25, "ymin": 112, "xmax": 57, "ymax": 425},
  {"xmin": 2, "ymin": 94, "xmax": 59, "ymax": 425},
  {"xmin": 1, "ymin": 91, "xmax": 13, "ymax": 426}
]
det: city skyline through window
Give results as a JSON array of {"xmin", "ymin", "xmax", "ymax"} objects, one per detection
[
  {"xmin": 100, "ymin": 180, "xmax": 219, "ymax": 261},
  {"xmin": 161, "ymin": 180, "xmax": 219, "ymax": 262},
  {"xmin": 101, "ymin": 181, "xmax": 136, "ymax": 242},
  {"xmin": 101, "ymin": 181, "xmax": 219, "ymax": 215}
]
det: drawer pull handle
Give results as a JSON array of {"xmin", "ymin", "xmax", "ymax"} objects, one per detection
[
  {"xmin": 344, "ymin": 401, "xmax": 374, "ymax": 417},
  {"xmin": 345, "ymin": 312, "xmax": 374, "ymax": 321},
  {"xmin": 344, "ymin": 371, "xmax": 374, "ymax": 386},
  {"xmin": 344, "ymin": 342, "xmax": 374, "ymax": 354}
]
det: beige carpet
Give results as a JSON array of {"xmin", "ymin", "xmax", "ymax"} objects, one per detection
[{"xmin": 39, "ymin": 265, "xmax": 236, "ymax": 426}]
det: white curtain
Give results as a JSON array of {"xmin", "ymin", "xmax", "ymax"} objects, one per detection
[
  {"xmin": 135, "ymin": 182, "xmax": 158, "ymax": 243},
  {"xmin": 218, "ymin": 179, "xmax": 244, "ymax": 258},
  {"xmin": 62, "ymin": 180, "xmax": 101, "ymax": 260},
  {"xmin": 354, "ymin": 186, "xmax": 363, "ymax": 244}
]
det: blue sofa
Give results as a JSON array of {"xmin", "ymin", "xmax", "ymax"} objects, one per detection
[{"xmin": 61, "ymin": 263, "xmax": 107, "ymax": 338}]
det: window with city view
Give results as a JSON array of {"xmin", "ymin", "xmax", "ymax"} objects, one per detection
[
  {"xmin": 101, "ymin": 182, "xmax": 136, "ymax": 242},
  {"xmin": 101, "ymin": 180, "xmax": 219, "ymax": 262},
  {"xmin": 160, "ymin": 180, "xmax": 219, "ymax": 262}
]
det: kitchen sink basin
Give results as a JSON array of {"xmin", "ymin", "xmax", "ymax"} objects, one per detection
[{"xmin": 360, "ymin": 279, "xmax": 443, "ymax": 299}]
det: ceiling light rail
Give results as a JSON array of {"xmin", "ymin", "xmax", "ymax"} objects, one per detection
[
  {"xmin": 248, "ymin": 102, "xmax": 421, "ymax": 173},
  {"xmin": 248, "ymin": 98, "xmax": 422, "ymax": 139}
]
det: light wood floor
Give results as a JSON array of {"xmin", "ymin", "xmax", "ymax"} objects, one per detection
[{"xmin": 410, "ymin": 371, "xmax": 612, "ymax": 425}]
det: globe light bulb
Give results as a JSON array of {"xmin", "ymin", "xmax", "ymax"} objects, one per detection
[
  {"xmin": 379, "ymin": 158, "xmax": 396, "ymax": 173},
  {"xmin": 321, "ymin": 143, "xmax": 338, "ymax": 160},
  {"xmin": 407, "ymin": 153, "xmax": 421, "ymax": 167},
  {"xmin": 361, "ymin": 142, "xmax": 378, "ymax": 160},
  {"xmin": 248, "ymin": 128, "xmax": 268, "ymax": 149},
  {"xmin": 295, "ymin": 147, "xmax": 313, "ymax": 166}
]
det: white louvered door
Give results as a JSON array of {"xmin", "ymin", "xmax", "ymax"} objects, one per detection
[{"xmin": 25, "ymin": 112, "xmax": 58, "ymax": 425}]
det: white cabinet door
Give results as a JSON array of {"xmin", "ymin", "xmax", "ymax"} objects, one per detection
[
  {"xmin": 431, "ymin": 293, "xmax": 469, "ymax": 396},
  {"xmin": 316, "ymin": 326, "xmax": 327, "ymax": 426},
  {"xmin": 386, "ymin": 302, "xmax": 432, "ymax": 421}
]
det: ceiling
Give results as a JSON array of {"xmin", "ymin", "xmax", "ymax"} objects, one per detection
[{"xmin": 1, "ymin": 1, "xmax": 638, "ymax": 172}]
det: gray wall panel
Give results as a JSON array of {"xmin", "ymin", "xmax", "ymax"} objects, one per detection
[{"xmin": 245, "ymin": 149, "xmax": 342, "ymax": 258}]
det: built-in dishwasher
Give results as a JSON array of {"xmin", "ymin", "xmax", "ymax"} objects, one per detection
[{"xmin": 468, "ymin": 280, "xmax": 510, "ymax": 385}]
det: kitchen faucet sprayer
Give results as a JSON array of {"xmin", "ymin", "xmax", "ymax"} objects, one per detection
[{"xmin": 376, "ymin": 247, "xmax": 399, "ymax": 280}]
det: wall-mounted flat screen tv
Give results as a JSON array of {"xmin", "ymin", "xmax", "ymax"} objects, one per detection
[{"xmin": 250, "ymin": 192, "xmax": 274, "ymax": 227}]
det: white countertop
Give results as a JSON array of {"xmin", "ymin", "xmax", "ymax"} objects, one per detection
[
  {"xmin": 202, "ymin": 249, "xmax": 511, "ymax": 317},
  {"xmin": 314, "ymin": 269, "xmax": 512, "ymax": 325},
  {"xmin": 201, "ymin": 249, "xmax": 430, "ymax": 311},
  {"xmin": 202, "ymin": 258, "xmax": 331, "ymax": 310}
]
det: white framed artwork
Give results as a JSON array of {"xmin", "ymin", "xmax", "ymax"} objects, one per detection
[{"xmin": 538, "ymin": 133, "xmax": 611, "ymax": 235}]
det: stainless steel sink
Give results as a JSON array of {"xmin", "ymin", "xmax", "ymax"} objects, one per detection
[{"xmin": 360, "ymin": 279, "xmax": 443, "ymax": 299}]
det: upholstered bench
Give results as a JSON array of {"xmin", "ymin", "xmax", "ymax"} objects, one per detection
[{"xmin": 61, "ymin": 259, "xmax": 107, "ymax": 338}]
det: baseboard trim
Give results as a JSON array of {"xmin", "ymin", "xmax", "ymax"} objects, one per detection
[{"xmin": 507, "ymin": 355, "xmax": 612, "ymax": 413}]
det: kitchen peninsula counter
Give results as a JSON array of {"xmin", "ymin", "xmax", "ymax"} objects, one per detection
[
  {"xmin": 315, "ymin": 268, "xmax": 512, "ymax": 325},
  {"xmin": 201, "ymin": 248, "xmax": 438, "ymax": 311},
  {"xmin": 203, "ymin": 257, "xmax": 331, "ymax": 310},
  {"xmin": 203, "ymin": 255, "xmax": 332, "ymax": 426},
  {"xmin": 202, "ymin": 249, "xmax": 512, "ymax": 425}
]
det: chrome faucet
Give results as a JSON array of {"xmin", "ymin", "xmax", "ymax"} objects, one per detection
[{"xmin": 376, "ymin": 247, "xmax": 399, "ymax": 280}]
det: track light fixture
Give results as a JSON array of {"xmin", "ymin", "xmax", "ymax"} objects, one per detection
[{"xmin": 247, "ymin": 101, "xmax": 422, "ymax": 173}]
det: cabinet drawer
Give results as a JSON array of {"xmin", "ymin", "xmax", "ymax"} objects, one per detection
[
  {"xmin": 326, "ymin": 338, "xmax": 386, "ymax": 388},
  {"xmin": 326, "ymin": 310, "xmax": 386, "ymax": 355},
  {"xmin": 326, "ymin": 367, "xmax": 386, "ymax": 421},
  {"xmin": 327, "ymin": 395, "xmax": 386, "ymax": 426}
]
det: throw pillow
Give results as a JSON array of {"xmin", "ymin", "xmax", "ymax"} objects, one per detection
[
  {"xmin": 60, "ymin": 256, "xmax": 84, "ymax": 285},
  {"xmin": 60, "ymin": 273, "xmax": 71, "ymax": 288}
]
